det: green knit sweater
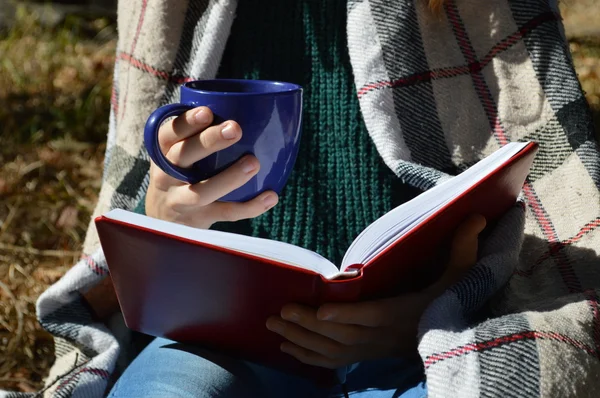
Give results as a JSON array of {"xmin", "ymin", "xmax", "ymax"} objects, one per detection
[{"xmin": 211, "ymin": 0, "xmax": 416, "ymax": 265}]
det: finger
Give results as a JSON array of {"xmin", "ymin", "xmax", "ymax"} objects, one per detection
[
  {"xmin": 158, "ymin": 106, "xmax": 214, "ymax": 154},
  {"xmin": 149, "ymin": 158, "xmax": 182, "ymax": 188},
  {"xmin": 280, "ymin": 304, "xmax": 377, "ymax": 346},
  {"xmin": 280, "ymin": 342, "xmax": 388, "ymax": 369},
  {"xmin": 316, "ymin": 299, "xmax": 396, "ymax": 327},
  {"xmin": 448, "ymin": 214, "xmax": 487, "ymax": 269},
  {"xmin": 180, "ymin": 155, "xmax": 260, "ymax": 206},
  {"xmin": 426, "ymin": 214, "xmax": 486, "ymax": 297},
  {"xmin": 266, "ymin": 317, "xmax": 348, "ymax": 362},
  {"xmin": 166, "ymin": 121, "xmax": 242, "ymax": 168},
  {"xmin": 206, "ymin": 191, "xmax": 279, "ymax": 223},
  {"xmin": 280, "ymin": 342, "xmax": 345, "ymax": 369}
]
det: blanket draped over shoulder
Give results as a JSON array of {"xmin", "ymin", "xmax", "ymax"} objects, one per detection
[{"xmin": 3, "ymin": 0, "xmax": 598, "ymax": 397}]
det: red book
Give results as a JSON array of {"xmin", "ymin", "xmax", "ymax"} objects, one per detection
[{"xmin": 95, "ymin": 141, "xmax": 538, "ymax": 381}]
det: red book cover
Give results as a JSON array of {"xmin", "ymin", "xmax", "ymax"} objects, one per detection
[{"xmin": 95, "ymin": 142, "xmax": 538, "ymax": 381}]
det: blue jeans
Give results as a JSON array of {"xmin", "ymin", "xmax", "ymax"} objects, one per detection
[{"xmin": 108, "ymin": 337, "xmax": 427, "ymax": 397}]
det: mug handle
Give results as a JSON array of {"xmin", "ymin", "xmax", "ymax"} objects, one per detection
[{"xmin": 144, "ymin": 103, "xmax": 200, "ymax": 184}]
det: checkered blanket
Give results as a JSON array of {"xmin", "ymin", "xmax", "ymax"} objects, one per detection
[{"xmin": 2, "ymin": 0, "xmax": 598, "ymax": 397}]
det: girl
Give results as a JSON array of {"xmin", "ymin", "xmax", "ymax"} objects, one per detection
[
  {"xmin": 87, "ymin": 0, "xmax": 486, "ymax": 396},
  {"xmin": 44, "ymin": 0, "xmax": 599, "ymax": 396}
]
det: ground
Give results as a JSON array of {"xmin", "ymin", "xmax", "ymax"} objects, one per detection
[
  {"xmin": 0, "ymin": 7, "xmax": 115, "ymax": 392},
  {"xmin": 0, "ymin": 2, "xmax": 599, "ymax": 393}
]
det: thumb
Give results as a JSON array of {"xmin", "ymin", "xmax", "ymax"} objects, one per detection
[
  {"xmin": 447, "ymin": 214, "xmax": 487, "ymax": 270},
  {"xmin": 425, "ymin": 214, "xmax": 486, "ymax": 297}
]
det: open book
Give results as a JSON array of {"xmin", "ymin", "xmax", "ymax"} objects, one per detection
[{"xmin": 95, "ymin": 141, "xmax": 538, "ymax": 380}]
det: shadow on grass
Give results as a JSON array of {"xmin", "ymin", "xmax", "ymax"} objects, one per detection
[
  {"xmin": 0, "ymin": 84, "xmax": 110, "ymax": 148},
  {"xmin": 0, "ymin": 4, "xmax": 116, "ymax": 150}
]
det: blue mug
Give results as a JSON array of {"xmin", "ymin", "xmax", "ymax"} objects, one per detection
[{"xmin": 144, "ymin": 79, "xmax": 303, "ymax": 202}]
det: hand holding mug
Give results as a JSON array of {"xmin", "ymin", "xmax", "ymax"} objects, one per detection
[
  {"xmin": 144, "ymin": 79, "xmax": 303, "ymax": 228},
  {"xmin": 144, "ymin": 79, "xmax": 302, "ymax": 228},
  {"xmin": 146, "ymin": 106, "xmax": 279, "ymax": 229}
]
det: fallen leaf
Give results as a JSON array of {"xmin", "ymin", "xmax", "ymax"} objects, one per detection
[
  {"xmin": 0, "ymin": 177, "xmax": 8, "ymax": 195},
  {"xmin": 55, "ymin": 206, "xmax": 78, "ymax": 230}
]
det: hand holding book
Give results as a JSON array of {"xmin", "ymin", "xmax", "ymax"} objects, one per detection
[
  {"xmin": 95, "ymin": 141, "xmax": 538, "ymax": 380},
  {"xmin": 266, "ymin": 214, "xmax": 486, "ymax": 369}
]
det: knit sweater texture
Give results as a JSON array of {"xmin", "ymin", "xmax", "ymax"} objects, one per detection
[
  {"xmin": 212, "ymin": 0, "xmax": 419, "ymax": 266},
  {"xmin": 133, "ymin": 0, "xmax": 416, "ymax": 265}
]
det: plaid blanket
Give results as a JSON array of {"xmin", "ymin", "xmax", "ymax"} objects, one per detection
[{"xmin": 2, "ymin": 0, "xmax": 598, "ymax": 397}]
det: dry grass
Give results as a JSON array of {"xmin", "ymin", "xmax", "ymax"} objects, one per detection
[
  {"xmin": 0, "ymin": 142, "xmax": 105, "ymax": 392},
  {"xmin": 570, "ymin": 37, "xmax": 600, "ymax": 138},
  {"xmin": 0, "ymin": 6, "xmax": 116, "ymax": 144},
  {"xmin": 0, "ymin": 3, "xmax": 599, "ymax": 394},
  {"xmin": 0, "ymin": 5, "xmax": 114, "ymax": 392}
]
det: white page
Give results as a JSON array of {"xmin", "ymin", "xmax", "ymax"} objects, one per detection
[
  {"xmin": 341, "ymin": 142, "xmax": 529, "ymax": 269},
  {"xmin": 103, "ymin": 209, "xmax": 358, "ymax": 280}
]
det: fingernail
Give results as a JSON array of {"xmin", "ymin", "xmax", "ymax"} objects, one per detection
[
  {"xmin": 194, "ymin": 108, "xmax": 210, "ymax": 124},
  {"xmin": 317, "ymin": 309, "xmax": 335, "ymax": 321},
  {"xmin": 263, "ymin": 194, "xmax": 277, "ymax": 208},
  {"xmin": 240, "ymin": 157, "xmax": 257, "ymax": 174},
  {"xmin": 282, "ymin": 311, "xmax": 300, "ymax": 322},
  {"xmin": 266, "ymin": 319, "xmax": 285, "ymax": 334},
  {"xmin": 221, "ymin": 123, "xmax": 237, "ymax": 140}
]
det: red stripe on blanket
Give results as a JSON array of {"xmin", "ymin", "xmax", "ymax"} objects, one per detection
[
  {"xmin": 445, "ymin": 0, "xmax": 509, "ymax": 146},
  {"xmin": 120, "ymin": 0, "xmax": 149, "ymax": 123},
  {"xmin": 515, "ymin": 217, "xmax": 600, "ymax": 277},
  {"xmin": 357, "ymin": 12, "xmax": 558, "ymax": 97},
  {"xmin": 479, "ymin": 12, "xmax": 558, "ymax": 68},
  {"xmin": 117, "ymin": 52, "xmax": 194, "ymax": 84},
  {"xmin": 424, "ymin": 330, "xmax": 598, "ymax": 368},
  {"xmin": 110, "ymin": 83, "xmax": 119, "ymax": 117},
  {"xmin": 521, "ymin": 183, "xmax": 558, "ymax": 240},
  {"xmin": 55, "ymin": 367, "xmax": 110, "ymax": 392},
  {"xmin": 444, "ymin": 1, "xmax": 583, "ymax": 295},
  {"xmin": 445, "ymin": 0, "xmax": 598, "ymax": 359},
  {"xmin": 522, "ymin": 183, "xmax": 582, "ymax": 292},
  {"xmin": 81, "ymin": 254, "xmax": 108, "ymax": 276},
  {"xmin": 584, "ymin": 289, "xmax": 600, "ymax": 359},
  {"xmin": 357, "ymin": 66, "xmax": 469, "ymax": 96},
  {"xmin": 118, "ymin": 52, "xmax": 170, "ymax": 80},
  {"xmin": 130, "ymin": 0, "xmax": 148, "ymax": 56}
]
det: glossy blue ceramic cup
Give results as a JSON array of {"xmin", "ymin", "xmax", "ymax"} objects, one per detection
[{"xmin": 144, "ymin": 79, "xmax": 303, "ymax": 202}]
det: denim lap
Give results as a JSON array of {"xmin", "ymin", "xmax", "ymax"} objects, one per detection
[{"xmin": 108, "ymin": 337, "xmax": 427, "ymax": 398}]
